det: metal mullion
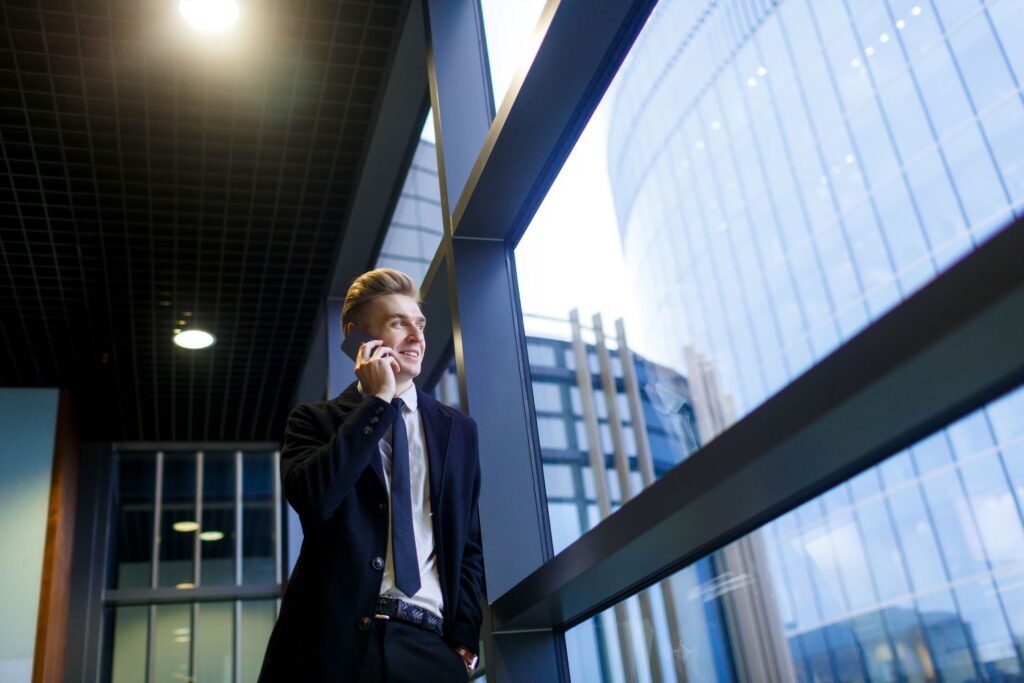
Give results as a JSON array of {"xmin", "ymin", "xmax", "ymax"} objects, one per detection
[
  {"xmin": 147, "ymin": 450, "xmax": 163, "ymax": 683},
  {"xmin": 152, "ymin": 451, "xmax": 164, "ymax": 589},
  {"xmin": 234, "ymin": 599, "xmax": 242, "ymax": 683},
  {"xmin": 236, "ymin": 450, "xmax": 243, "ymax": 587},
  {"xmin": 274, "ymin": 450, "xmax": 282, "ymax": 588},
  {"xmin": 235, "ymin": 449, "xmax": 243, "ymax": 683},
  {"xmin": 191, "ymin": 450, "xmax": 203, "ymax": 682},
  {"xmin": 195, "ymin": 451, "xmax": 204, "ymax": 586}
]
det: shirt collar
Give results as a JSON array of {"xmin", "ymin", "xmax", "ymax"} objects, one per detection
[{"xmin": 356, "ymin": 381, "xmax": 418, "ymax": 412}]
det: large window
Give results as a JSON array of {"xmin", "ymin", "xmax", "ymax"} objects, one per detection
[
  {"xmin": 104, "ymin": 447, "xmax": 282, "ymax": 683},
  {"xmin": 495, "ymin": 0, "xmax": 1024, "ymax": 680},
  {"xmin": 565, "ymin": 385, "xmax": 1024, "ymax": 682}
]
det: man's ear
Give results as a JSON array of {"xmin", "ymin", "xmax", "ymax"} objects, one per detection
[{"xmin": 343, "ymin": 321, "xmax": 352, "ymax": 337}]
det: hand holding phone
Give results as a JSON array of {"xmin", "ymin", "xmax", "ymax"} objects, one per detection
[{"xmin": 343, "ymin": 326, "xmax": 400, "ymax": 400}]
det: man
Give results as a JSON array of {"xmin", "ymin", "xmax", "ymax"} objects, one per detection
[{"xmin": 257, "ymin": 268, "xmax": 483, "ymax": 682}]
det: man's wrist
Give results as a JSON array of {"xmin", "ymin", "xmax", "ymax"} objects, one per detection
[{"xmin": 454, "ymin": 645, "xmax": 478, "ymax": 673}]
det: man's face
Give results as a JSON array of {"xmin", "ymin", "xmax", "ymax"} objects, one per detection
[{"xmin": 362, "ymin": 293, "xmax": 426, "ymax": 382}]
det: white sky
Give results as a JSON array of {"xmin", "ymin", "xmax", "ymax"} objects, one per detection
[{"xmin": 422, "ymin": 0, "xmax": 634, "ymax": 342}]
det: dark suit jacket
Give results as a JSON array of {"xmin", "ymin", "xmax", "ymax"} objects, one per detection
[{"xmin": 256, "ymin": 381, "xmax": 485, "ymax": 682}]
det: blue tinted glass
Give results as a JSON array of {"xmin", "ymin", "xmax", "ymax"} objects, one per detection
[{"xmin": 568, "ymin": 388, "xmax": 1024, "ymax": 681}]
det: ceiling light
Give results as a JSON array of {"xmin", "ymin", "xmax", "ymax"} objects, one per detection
[
  {"xmin": 173, "ymin": 520, "xmax": 200, "ymax": 533},
  {"xmin": 179, "ymin": 0, "xmax": 240, "ymax": 32},
  {"xmin": 175, "ymin": 582, "xmax": 196, "ymax": 590},
  {"xmin": 173, "ymin": 329, "xmax": 216, "ymax": 349},
  {"xmin": 199, "ymin": 530, "xmax": 224, "ymax": 542}
]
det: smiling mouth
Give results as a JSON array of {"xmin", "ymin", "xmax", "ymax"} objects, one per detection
[{"xmin": 400, "ymin": 350, "xmax": 420, "ymax": 358}]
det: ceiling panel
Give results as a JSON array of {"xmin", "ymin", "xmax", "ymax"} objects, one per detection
[{"xmin": 0, "ymin": 0, "xmax": 404, "ymax": 440}]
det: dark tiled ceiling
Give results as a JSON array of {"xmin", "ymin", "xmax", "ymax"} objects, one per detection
[{"xmin": 0, "ymin": 0, "xmax": 403, "ymax": 441}]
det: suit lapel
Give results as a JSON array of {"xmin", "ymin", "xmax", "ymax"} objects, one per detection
[{"xmin": 417, "ymin": 388, "xmax": 452, "ymax": 518}]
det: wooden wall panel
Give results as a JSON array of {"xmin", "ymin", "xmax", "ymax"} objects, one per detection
[{"xmin": 32, "ymin": 390, "xmax": 79, "ymax": 683}]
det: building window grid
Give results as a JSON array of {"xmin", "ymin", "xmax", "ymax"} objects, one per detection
[
  {"xmin": 105, "ymin": 447, "xmax": 284, "ymax": 683},
  {"xmin": 626, "ymin": 0, "xmax": 1024, "ymax": 420}
]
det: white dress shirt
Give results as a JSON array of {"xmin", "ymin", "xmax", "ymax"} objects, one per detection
[{"xmin": 359, "ymin": 382, "xmax": 444, "ymax": 618}]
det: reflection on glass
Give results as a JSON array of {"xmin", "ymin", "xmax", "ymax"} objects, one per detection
[
  {"xmin": 564, "ymin": 386, "xmax": 1024, "ymax": 682},
  {"xmin": 196, "ymin": 602, "xmax": 234, "ymax": 682},
  {"xmin": 202, "ymin": 451, "xmax": 236, "ymax": 587},
  {"xmin": 110, "ymin": 452, "xmax": 155, "ymax": 589},
  {"xmin": 374, "ymin": 109, "xmax": 443, "ymax": 286},
  {"xmin": 153, "ymin": 604, "xmax": 191, "ymax": 683},
  {"xmin": 242, "ymin": 452, "xmax": 275, "ymax": 584},
  {"xmin": 159, "ymin": 452, "xmax": 197, "ymax": 588},
  {"xmin": 240, "ymin": 600, "xmax": 276, "ymax": 682},
  {"xmin": 108, "ymin": 606, "xmax": 148, "ymax": 683}
]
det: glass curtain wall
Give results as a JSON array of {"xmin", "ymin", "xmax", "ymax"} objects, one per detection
[
  {"xmin": 500, "ymin": 0, "xmax": 1024, "ymax": 681},
  {"xmin": 374, "ymin": 110, "xmax": 444, "ymax": 286},
  {"xmin": 105, "ymin": 448, "xmax": 283, "ymax": 683}
]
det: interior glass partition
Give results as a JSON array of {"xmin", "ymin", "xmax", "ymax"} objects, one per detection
[{"xmin": 103, "ymin": 447, "xmax": 283, "ymax": 683}]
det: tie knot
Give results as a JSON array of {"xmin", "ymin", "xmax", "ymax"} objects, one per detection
[{"xmin": 392, "ymin": 397, "xmax": 405, "ymax": 411}]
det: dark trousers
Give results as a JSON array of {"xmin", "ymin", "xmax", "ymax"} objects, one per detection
[{"xmin": 356, "ymin": 618, "xmax": 469, "ymax": 683}]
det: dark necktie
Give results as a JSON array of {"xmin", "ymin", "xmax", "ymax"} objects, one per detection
[{"xmin": 390, "ymin": 398, "xmax": 420, "ymax": 597}]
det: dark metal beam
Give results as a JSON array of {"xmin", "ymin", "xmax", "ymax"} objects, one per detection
[
  {"xmin": 104, "ymin": 584, "xmax": 281, "ymax": 607},
  {"xmin": 452, "ymin": 0, "xmax": 658, "ymax": 242},
  {"xmin": 490, "ymin": 216, "xmax": 1024, "ymax": 632}
]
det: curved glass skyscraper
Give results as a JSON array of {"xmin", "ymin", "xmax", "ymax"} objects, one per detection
[{"xmin": 597, "ymin": 0, "xmax": 1024, "ymax": 681}]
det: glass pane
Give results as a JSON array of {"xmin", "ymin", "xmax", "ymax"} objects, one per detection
[
  {"xmin": 159, "ymin": 451, "xmax": 197, "ymax": 588},
  {"xmin": 240, "ymin": 600, "xmax": 276, "ymax": 683},
  {"xmin": 566, "ymin": 385, "xmax": 1024, "ymax": 682},
  {"xmin": 374, "ymin": 110, "xmax": 443, "ymax": 286},
  {"xmin": 513, "ymin": 0, "xmax": 1024, "ymax": 547},
  {"xmin": 110, "ymin": 452, "xmax": 155, "ymax": 589},
  {"xmin": 480, "ymin": 0, "xmax": 551, "ymax": 110},
  {"xmin": 153, "ymin": 603, "xmax": 192, "ymax": 683},
  {"xmin": 195, "ymin": 601, "xmax": 234, "ymax": 683},
  {"xmin": 201, "ymin": 451, "xmax": 236, "ymax": 587},
  {"xmin": 108, "ymin": 605, "xmax": 148, "ymax": 683},
  {"xmin": 242, "ymin": 452, "xmax": 275, "ymax": 584}
]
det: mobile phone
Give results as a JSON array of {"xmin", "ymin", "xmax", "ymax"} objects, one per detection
[{"xmin": 341, "ymin": 326, "xmax": 376, "ymax": 362}]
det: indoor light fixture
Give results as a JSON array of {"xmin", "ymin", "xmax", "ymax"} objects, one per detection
[
  {"xmin": 173, "ymin": 329, "xmax": 216, "ymax": 349},
  {"xmin": 173, "ymin": 520, "xmax": 200, "ymax": 533},
  {"xmin": 179, "ymin": 0, "xmax": 240, "ymax": 32},
  {"xmin": 199, "ymin": 530, "xmax": 224, "ymax": 542}
]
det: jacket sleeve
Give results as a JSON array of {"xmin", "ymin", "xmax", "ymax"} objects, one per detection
[
  {"xmin": 450, "ymin": 417, "xmax": 486, "ymax": 651},
  {"xmin": 280, "ymin": 397, "xmax": 397, "ymax": 523}
]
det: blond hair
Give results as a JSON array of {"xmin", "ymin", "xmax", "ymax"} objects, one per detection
[{"xmin": 341, "ymin": 268, "xmax": 421, "ymax": 332}]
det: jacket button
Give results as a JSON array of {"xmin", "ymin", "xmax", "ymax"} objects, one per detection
[
  {"xmin": 370, "ymin": 416, "xmax": 379, "ymax": 424},
  {"xmin": 375, "ymin": 406, "xmax": 384, "ymax": 414},
  {"xmin": 372, "ymin": 556, "xmax": 384, "ymax": 571},
  {"xmin": 359, "ymin": 616, "xmax": 371, "ymax": 631},
  {"xmin": 376, "ymin": 501, "xmax": 387, "ymax": 515},
  {"xmin": 363, "ymin": 426, "xmax": 372, "ymax": 435}
]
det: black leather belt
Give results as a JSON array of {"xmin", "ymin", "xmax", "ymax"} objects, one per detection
[{"xmin": 374, "ymin": 596, "xmax": 443, "ymax": 636}]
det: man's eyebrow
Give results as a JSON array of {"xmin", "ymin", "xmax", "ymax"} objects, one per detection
[{"xmin": 386, "ymin": 313, "xmax": 427, "ymax": 323}]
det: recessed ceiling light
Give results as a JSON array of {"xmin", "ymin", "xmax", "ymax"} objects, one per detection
[
  {"xmin": 173, "ymin": 520, "xmax": 200, "ymax": 533},
  {"xmin": 199, "ymin": 530, "xmax": 224, "ymax": 542},
  {"xmin": 175, "ymin": 583, "xmax": 196, "ymax": 591},
  {"xmin": 179, "ymin": 0, "xmax": 240, "ymax": 32},
  {"xmin": 173, "ymin": 329, "xmax": 216, "ymax": 349}
]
